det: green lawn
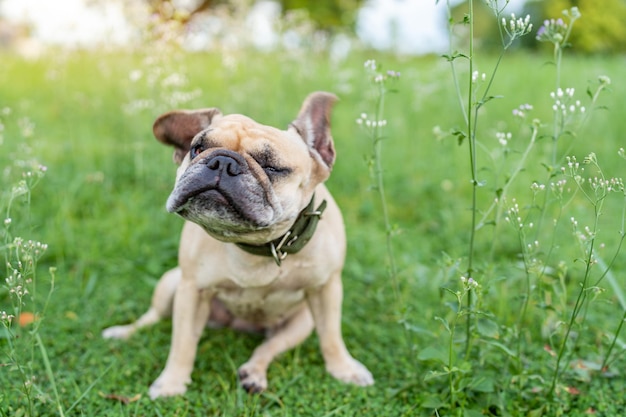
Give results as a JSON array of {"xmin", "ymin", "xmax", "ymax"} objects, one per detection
[{"xmin": 1, "ymin": 46, "xmax": 625, "ymax": 416}]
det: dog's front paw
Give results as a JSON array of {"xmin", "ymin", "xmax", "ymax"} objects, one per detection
[
  {"xmin": 102, "ymin": 324, "xmax": 134, "ymax": 340},
  {"xmin": 149, "ymin": 373, "xmax": 191, "ymax": 399},
  {"xmin": 237, "ymin": 362, "xmax": 268, "ymax": 393},
  {"xmin": 327, "ymin": 357, "xmax": 374, "ymax": 387}
]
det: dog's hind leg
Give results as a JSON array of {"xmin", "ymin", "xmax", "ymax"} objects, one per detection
[
  {"xmin": 237, "ymin": 304, "xmax": 314, "ymax": 393},
  {"xmin": 102, "ymin": 267, "xmax": 181, "ymax": 340}
]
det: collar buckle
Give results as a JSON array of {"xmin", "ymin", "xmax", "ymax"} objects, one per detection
[{"xmin": 270, "ymin": 231, "xmax": 293, "ymax": 266}]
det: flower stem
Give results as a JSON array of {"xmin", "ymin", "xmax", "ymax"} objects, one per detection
[
  {"xmin": 463, "ymin": 0, "xmax": 477, "ymax": 360},
  {"xmin": 372, "ymin": 83, "xmax": 399, "ymax": 299}
]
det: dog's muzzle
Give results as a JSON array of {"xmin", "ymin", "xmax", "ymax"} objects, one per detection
[{"xmin": 166, "ymin": 150, "xmax": 249, "ymax": 213}]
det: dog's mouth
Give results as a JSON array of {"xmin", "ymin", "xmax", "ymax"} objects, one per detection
[
  {"xmin": 168, "ymin": 187, "xmax": 263, "ymax": 226},
  {"xmin": 166, "ymin": 184, "xmax": 225, "ymax": 214}
]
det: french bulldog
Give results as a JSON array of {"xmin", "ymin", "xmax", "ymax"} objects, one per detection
[{"xmin": 102, "ymin": 92, "xmax": 374, "ymax": 398}]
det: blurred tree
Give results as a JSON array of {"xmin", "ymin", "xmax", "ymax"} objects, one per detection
[
  {"xmin": 280, "ymin": 0, "xmax": 363, "ymax": 31},
  {"xmin": 526, "ymin": 0, "xmax": 626, "ymax": 53},
  {"xmin": 146, "ymin": 0, "xmax": 220, "ymax": 24},
  {"xmin": 450, "ymin": 0, "xmax": 626, "ymax": 54},
  {"xmin": 147, "ymin": 0, "xmax": 364, "ymax": 32},
  {"xmin": 450, "ymin": 1, "xmax": 503, "ymax": 51}
]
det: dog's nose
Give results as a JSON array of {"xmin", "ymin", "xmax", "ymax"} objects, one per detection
[{"xmin": 206, "ymin": 155, "xmax": 242, "ymax": 176}]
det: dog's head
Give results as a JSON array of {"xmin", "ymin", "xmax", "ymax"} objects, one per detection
[{"xmin": 152, "ymin": 92, "xmax": 337, "ymax": 244}]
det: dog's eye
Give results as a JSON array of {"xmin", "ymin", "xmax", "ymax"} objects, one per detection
[
  {"xmin": 189, "ymin": 144, "xmax": 205, "ymax": 160},
  {"xmin": 263, "ymin": 166, "xmax": 280, "ymax": 174},
  {"xmin": 263, "ymin": 166, "xmax": 290, "ymax": 177}
]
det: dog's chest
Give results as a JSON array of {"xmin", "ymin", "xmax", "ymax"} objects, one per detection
[{"xmin": 215, "ymin": 286, "xmax": 305, "ymax": 323}]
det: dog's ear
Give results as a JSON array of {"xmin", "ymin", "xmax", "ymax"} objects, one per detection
[
  {"xmin": 153, "ymin": 108, "xmax": 222, "ymax": 164},
  {"xmin": 292, "ymin": 92, "xmax": 337, "ymax": 170}
]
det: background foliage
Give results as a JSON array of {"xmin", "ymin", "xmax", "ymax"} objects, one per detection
[
  {"xmin": 147, "ymin": 0, "xmax": 364, "ymax": 31},
  {"xmin": 1, "ymin": 1, "xmax": 626, "ymax": 416},
  {"xmin": 137, "ymin": 0, "xmax": 626, "ymax": 53},
  {"xmin": 539, "ymin": 0, "xmax": 626, "ymax": 53},
  {"xmin": 0, "ymin": 44, "xmax": 624, "ymax": 415}
]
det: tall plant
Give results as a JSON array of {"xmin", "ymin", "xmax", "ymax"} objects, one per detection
[{"xmin": 424, "ymin": 0, "xmax": 623, "ymax": 413}]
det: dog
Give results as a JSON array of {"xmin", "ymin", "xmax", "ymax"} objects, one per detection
[{"xmin": 102, "ymin": 92, "xmax": 374, "ymax": 398}]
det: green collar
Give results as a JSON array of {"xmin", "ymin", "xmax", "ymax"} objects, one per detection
[{"xmin": 235, "ymin": 195, "xmax": 327, "ymax": 266}]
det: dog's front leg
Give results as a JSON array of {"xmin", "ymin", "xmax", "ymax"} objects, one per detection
[
  {"xmin": 306, "ymin": 272, "xmax": 374, "ymax": 386},
  {"xmin": 149, "ymin": 279, "xmax": 211, "ymax": 399}
]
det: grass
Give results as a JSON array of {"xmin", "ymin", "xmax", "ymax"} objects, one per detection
[{"xmin": 0, "ymin": 43, "xmax": 625, "ymax": 416}]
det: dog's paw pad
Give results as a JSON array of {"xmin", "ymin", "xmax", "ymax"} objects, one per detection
[{"xmin": 238, "ymin": 364, "xmax": 267, "ymax": 393}]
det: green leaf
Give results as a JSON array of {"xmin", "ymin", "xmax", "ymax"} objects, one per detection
[
  {"xmin": 400, "ymin": 320, "xmax": 434, "ymax": 336},
  {"xmin": 434, "ymin": 316, "xmax": 451, "ymax": 333},
  {"xmin": 417, "ymin": 345, "xmax": 448, "ymax": 364},
  {"xmin": 451, "ymin": 127, "xmax": 467, "ymax": 145},
  {"xmin": 0, "ymin": 327, "xmax": 11, "ymax": 340},
  {"xmin": 484, "ymin": 340, "xmax": 517, "ymax": 357},
  {"xmin": 468, "ymin": 375, "xmax": 495, "ymax": 393},
  {"xmin": 476, "ymin": 318, "xmax": 500, "ymax": 338},
  {"xmin": 441, "ymin": 51, "xmax": 468, "ymax": 62},
  {"xmin": 464, "ymin": 409, "xmax": 487, "ymax": 417},
  {"xmin": 424, "ymin": 369, "xmax": 451, "ymax": 381},
  {"xmin": 478, "ymin": 95, "xmax": 504, "ymax": 106},
  {"xmin": 541, "ymin": 162, "xmax": 553, "ymax": 172},
  {"xmin": 528, "ymin": 405, "xmax": 546, "ymax": 417},
  {"xmin": 441, "ymin": 286, "xmax": 458, "ymax": 297},
  {"xmin": 420, "ymin": 394, "xmax": 446, "ymax": 409}
]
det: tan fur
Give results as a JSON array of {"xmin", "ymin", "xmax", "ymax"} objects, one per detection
[{"xmin": 102, "ymin": 92, "xmax": 373, "ymax": 398}]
